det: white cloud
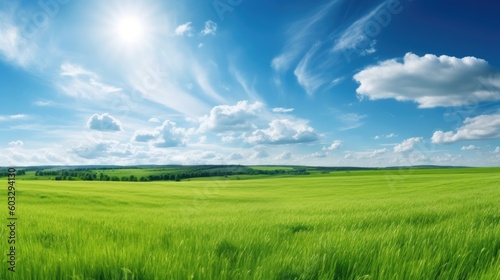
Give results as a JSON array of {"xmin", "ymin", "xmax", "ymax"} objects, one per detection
[
  {"xmin": 271, "ymin": 0, "xmax": 337, "ymax": 73},
  {"xmin": 87, "ymin": 113, "xmax": 123, "ymax": 132},
  {"xmin": 59, "ymin": 63, "xmax": 122, "ymax": 99},
  {"xmin": 354, "ymin": 53, "xmax": 500, "ymax": 108},
  {"xmin": 199, "ymin": 101, "xmax": 263, "ymax": 132},
  {"xmin": 338, "ymin": 113, "xmax": 367, "ymax": 130},
  {"xmin": 345, "ymin": 148, "xmax": 387, "ymax": 159},
  {"xmin": 360, "ymin": 40, "xmax": 377, "ymax": 56},
  {"xmin": 330, "ymin": 77, "xmax": 344, "ymax": 87},
  {"xmin": 394, "ymin": 137, "xmax": 423, "ymax": 153},
  {"xmin": 374, "ymin": 133, "xmax": 397, "ymax": 140},
  {"xmin": 148, "ymin": 118, "xmax": 160, "ymax": 123},
  {"xmin": 34, "ymin": 100, "xmax": 54, "ymax": 107},
  {"xmin": 61, "ymin": 63, "xmax": 96, "ymax": 78},
  {"xmin": 277, "ymin": 151, "xmax": 292, "ymax": 160},
  {"xmin": 494, "ymin": 147, "xmax": 500, "ymax": 153},
  {"xmin": 461, "ymin": 145, "xmax": 479, "ymax": 151},
  {"xmin": 88, "ymin": 79, "xmax": 121, "ymax": 93},
  {"xmin": 227, "ymin": 153, "xmax": 243, "ymax": 160},
  {"xmin": 251, "ymin": 149, "xmax": 269, "ymax": 159},
  {"xmin": 323, "ymin": 140, "xmax": 342, "ymax": 151},
  {"xmin": 272, "ymin": 107, "xmax": 295, "ymax": 113},
  {"xmin": 8, "ymin": 140, "xmax": 23, "ymax": 147},
  {"xmin": 294, "ymin": 42, "xmax": 328, "ymax": 95},
  {"xmin": 0, "ymin": 114, "xmax": 28, "ymax": 121},
  {"xmin": 198, "ymin": 136, "xmax": 207, "ymax": 144},
  {"xmin": 132, "ymin": 120, "xmax": 191, "ymax": 148},
  {"xmin": 71, "ymin": 141, "xmax": 116, "ymax": 159},
  {"xmin": 432, "ymin": 114, "xmax": 500, "ymax": 144},
  {"xmin": 175, "ymin": 22, "xmax": 193, "ymax": 36},
  {"xmin": 201, "ymin": 20, "xmax": 217, "ymax": 36},
  {"xmin": 311, "ymin": 152, "xmax": 327, "ymax": 158},
  {"xmin": 247, "ymin": 119, "xmax": 318, "ymax": 145},
  {"xmin": 332, "ymin": 2, "xmax": 385, "ymax": 53},
  {"xmin": 71, "ymin": 141, "xmax": 137, "ymax": 159},
  {"xmin": 0, "ymin": 8, "xmax": 36, "ymax": 67}
]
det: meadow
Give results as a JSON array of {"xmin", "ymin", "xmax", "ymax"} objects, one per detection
[{"xmin": 1, "ymin": 167, "xmax": 499, "ymax": 279}]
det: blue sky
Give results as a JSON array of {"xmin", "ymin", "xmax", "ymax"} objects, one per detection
[{"xmin": 1, "ymin": 0, "xmax": 500, "ymax": 166}]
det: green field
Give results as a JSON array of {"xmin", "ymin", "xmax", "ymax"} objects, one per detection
[{"xmin": 2, "ymin": 168, "xmax": 500, "ymax": 279}]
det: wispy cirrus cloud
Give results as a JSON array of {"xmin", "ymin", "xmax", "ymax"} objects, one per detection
[
  {"xmin": 58, "ymin": 63, "xmax": 122, "ymax": 99},
  {"xmin": 332, "ymin": 2, "xmax": 387, "ymax": 53},
  {"xmin": 0, "ymin": 6, "xmax": 37, "ymax": 68},
  {"xmin": 338, "ymin": 113, "xmax": 367, "ymax": 131},
  {"xmin": 0, "ymin": 114, "xmax": 29, "ymax": 121},
  {"xmin": 272, "ymin": 107, "xmax": 294, "ymax": 113},
  {"xmin": 271, "ymin": 0, "xmax": 338, "ymax": 73}
]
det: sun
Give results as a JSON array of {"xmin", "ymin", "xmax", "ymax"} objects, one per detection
[{"xmin": 114, "ymin": 14, "xmax": 146, "ymax": 46}]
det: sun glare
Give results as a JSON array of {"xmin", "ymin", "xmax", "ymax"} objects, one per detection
[{"xmin": 114, "ymin": 15, "xmax": 146, "ymax": 45}]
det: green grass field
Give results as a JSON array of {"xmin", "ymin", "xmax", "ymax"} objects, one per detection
[{"xmin": 2, "ymin": 168, "xmax": 500, "ymax": 279}]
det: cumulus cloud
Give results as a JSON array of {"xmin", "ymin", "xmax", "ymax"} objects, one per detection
[
  {"xmin": 175, "ymin": 22, "xmax": 193, "ymax": 36},
  {"xmin": 8, "ymin": 140, "xmax": 23, "ymax": 146},
  {"xmin": 132, "ymin": 120, "xmax": 191, "ymax": 148},
  {"xmin": 148, "ymin": 118, "xmax": 160, "ymax": 123},
  {"xmin": 251, "ymin": 149, "xmax": 269, "ymax": 159},
  {"xmin": 311, "ymin": 152, "xmax": 327, "ymax": 158},
  {"xmin": 461, "ymin": 145, "xmax": 480, "ymax": 151},
  {"xmin": 494, "ymin": 147, "xmax": 500, "ymax": 153},
  {"xmin": 227, "ymin": 153, "xmax": 243, "ymax": 160},
  {"xmin": 201, "ymin": 20, "xmax": 217, "ymax": 36},
  {"xmin": 323, "ymin": 140, "xmax": 342, "ymax": 151},
  {"xmin": 432, "ymin": 114, "xmax": 500, "ymax": 144},
  {"xmin": 199, "ymin": 101, "xmax": 263, "ymax": 132},
  {"xmin": 71, "ymin": 141, "xmax": 115, "ymax": 159},
  {"xmin": 87, "ymin": 113, "xmax": 123, "ymax": 132},
  {"xmin": 247, "ymin": 119, "xmax": 318, "ymax": 145},
  {"xmin": 394, "ymin": 137, "xmax": 423, "ymax": 153},
  {"xmin": 354, "ymin": 53, "xmax": 500, "ymax": 108},
  {"xmin": 71, "ymin": 141, "xmax": 137, "ymax": 159},
  {"xmin": 277, "ymin": 151, "xmax": 292, "ymax": 160},
  {"xmin": 345, "ymin": 148, "xmax": 387, "ymax": 159},
  {"xmin": 272, "ymin": 107, "xmax": 295, "ymax": 113},
  {"xmin": 132, "ymin": 131, "xmax": 157, "ymax": 142}
]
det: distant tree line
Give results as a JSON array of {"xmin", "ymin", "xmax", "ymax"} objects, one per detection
[
  {"xmin": 33, "ymin": 166, "xmax": 309, "ymax": 182},
  {"xmin": 0, "ymin": 170, "xmax": 26, "ymax": 177}
]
